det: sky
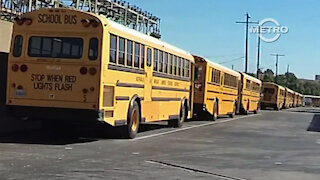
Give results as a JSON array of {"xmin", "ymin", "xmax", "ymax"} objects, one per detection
[{"xmin": 127, "ymin": 0, "xmax": 320, "ymax": 80}]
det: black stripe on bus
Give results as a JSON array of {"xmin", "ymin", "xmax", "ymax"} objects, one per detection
[
  {"xmin": 108, "ymin": 64, "xmax": 145, "ymax": 74},
  {"xmin": 207, "ymin": 90, "xmax": 220, "ymax": 94},
  {"xmin": 116, "ymin": 96, "xmax": 130, "ymax": 101},
  {"xmin": 153, "ymin": 72, "xmax": 190, "ymax": 82},
  {"xmin": 116, "ymin": 82, "xmax": 144, "ymax": 88},
  {"xmin": 152, "ymin": 97, "xmax": 181, "ymax": 101},
  {"xmin": 152, "ymin": 86, "xmax": 189, "ymax": 92},
  {"xmin": 222, "ymin": 99, "xmax": 235, "ymax": 102},
  {"xmin": 169, "ymin": 115, "xmax": 180, "ymax": 120}
]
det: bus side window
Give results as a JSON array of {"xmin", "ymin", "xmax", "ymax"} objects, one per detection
[
  {"xmin": 147, "ymin": 48, "xmax": 152, "ymax": 67},
  {"xmin": 110, "ymin": 34, "xmax": 117, "ymax": 63},
  {"xmin": 134, "ymin": 42, "xmax": 140, "ymax": 68},
  {"xmin": 141, "ymin": 44, "xmax": 145, "ymax": 68},
  {"xmin": 164, "ymin": 52, "xmax": 168, "ymax": 73},
  {"xmin": 89, "ymin": 38, "xmax": 98, "ymax": 60},
  {"xmin": 126, "ymin": 40, "xmax": 133, "ymax": 66},
  {"xmin": 159, "ymin": 51, "xmax": 163, "ymax": 72},
  {"xmin": 173, "ymin": 55, "xmax": 177, "ymax": 75},
  {"xmin": 153, "ymin": 49, "xmax": 158, "ymax": 71},
  {"xmin": 168, "ymin": 54, "xmax": 172, "ymax": 75},
  {"xmin": 177, "ymin": 57, "xmax": 181, "ymax": 76},
  {"xmin": 186, "ymin": 60, "xmax": 190, "ymax": 78},
  {"xmin": 182, "ymin": 58, "xmax": 185, "ymax": 77},
  {"xmin": 118, "ymin": 37, "xmax": 125, "ymax": 65},
  {"xmin": 13, "ymin": 35, "xmax": 23, "ymax": 57}
]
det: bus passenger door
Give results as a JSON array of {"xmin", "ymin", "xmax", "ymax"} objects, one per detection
[
  {"xmin": 144, "ymin": 47, "xmax": 153, "ymax": 101},
  {"xmin": 142, "ymin": 47, "xmax": 157, "ymax": 121}
]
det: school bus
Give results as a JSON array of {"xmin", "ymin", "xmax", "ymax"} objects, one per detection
[
  {"xmin": 193, "ymin": 55, "xmax": 240, "ymax": 120},
  {"xmin": 261, "ymin": 82, "xmax": 285, "ymax": 110},
  {"xmin": 6, "ymin": 8, "xmax": 194, "ymax": 138},
  {"xmin": 294, "ymin": 92, "xmax": 303, "ymax": 107},
  {"xmin": 298, "ymin": 93, "xmax": 303, "ymax": 106},
  {"xmin": 284, "ymin": 88, "xmax": 294, "ymax": 109},
  {"xmin": 238, "ymin": 73, "xmax": 262, "ymax": 114}
]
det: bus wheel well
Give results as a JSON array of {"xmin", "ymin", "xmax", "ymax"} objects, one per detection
[{"xmin": 129, "ymin": 95, "xmax": 142, "ymax": 122}]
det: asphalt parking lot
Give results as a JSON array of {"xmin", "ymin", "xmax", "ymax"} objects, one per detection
[{"xmin": 0, "ymin": 107, "xmax": 320, "ymax": 180}]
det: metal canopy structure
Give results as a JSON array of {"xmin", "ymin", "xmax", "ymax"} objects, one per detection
[{"xmin": 0, "ymin": 0, "xmax": 161, "ymax": 38}]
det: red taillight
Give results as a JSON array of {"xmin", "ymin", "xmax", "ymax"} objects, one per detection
[
  {"xmin": 25, "ymin": 18, "xmax": 33, "ymax": 25},
  {"xmin": 82, "ymin": 88, "xmax": 88, "ymax": 94},
  {"xmin": 15, "ymin": 17, "xmax": 24, "ymax": 25},
  {"xmin": 89, "ymin": 67, "xmax": 97, "ymax": 75},
  {"xmin": 90, "ymin": 19, "xmax": 99, "ymax": 27},
  {"xmin": 12, "ymin": 64, "xmax": 19, "ymax": 72},
  {"xmin": 81, "ymin": 19, "xmax": 90, "ymax": 27},
  {"xmin": 80, "ymin": 67, "xmax": 88, "ymax": 75},
  {"xmin": 20, "ymin": 64, "xmax": 28, "ymax": 72}
]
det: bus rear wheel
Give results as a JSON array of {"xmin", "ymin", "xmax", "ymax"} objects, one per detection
[
  {"xmin": 170, "ymin": 104, "xmax": 187, "ymax": 128},
  {"xmin": 229, "ymin": 104, "xmax": 236, "ymax": 118},
  {"xmin": 125, "ymin": 101, "xmax": 140, "ymax": 139},
  {"xmin": 212, "ymin": 101, "xmax": 218, "ymax": 121}
]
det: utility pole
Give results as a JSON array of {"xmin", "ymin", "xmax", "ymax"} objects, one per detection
[
  {"xmin": 286, "ymin": 64, "xmax": 290, "ymax": 87},
  {"xmin": 236, "ymin": 13, "xmax": 258, "ymax": 73},
  {"xmin": 256, "ymin": 25, "xmax": 261, "ymax": 79},
  {"xmin": 270, "ymin": 54, "xmax": 285, "ymax": 83}
]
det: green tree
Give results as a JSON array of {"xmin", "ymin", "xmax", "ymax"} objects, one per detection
[{"xmin": 263, "ymin": 69, "xmax": 275, "ymax": 82}]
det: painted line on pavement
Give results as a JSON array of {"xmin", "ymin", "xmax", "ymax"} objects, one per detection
[{"xmin": 131, "ymin": 114, "xmax": 261, "ymax": 141}]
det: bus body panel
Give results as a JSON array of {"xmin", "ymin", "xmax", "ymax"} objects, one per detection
[
  {"xmin": 261, "ymin": 82, "xmax": 285, "ymax": 110},
  {"xmin": 239, "ymin": 73, "xmax": 261, "ymax": 113},
  {"xmin": 7, "ymin": 9, "xmax": 102, "ymax": 114},
  {"xmin": 193, "ymin": 55, "xmax": 240, "ymax": 118}
]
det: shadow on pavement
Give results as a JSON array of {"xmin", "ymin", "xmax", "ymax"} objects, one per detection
[
  {"xmin": 0, "ymin": 118, "xmax": 172, "ymax": 145},
  {"xmin": 307, "ymin": 114, "xmax": 320, "ymax": 132}
]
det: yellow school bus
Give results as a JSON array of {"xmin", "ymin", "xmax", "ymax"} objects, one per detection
[
  {"xmin": 193, "ymin": 55, "xmax": 240, "ymax": 120},
  {"xmin": 238, "ymin": 73, "xmax": 261, "ymax": 114},
  {"xmin": 298, "ymin": 93, "xmax": 303, "ymax": 106},
  {"xmin": 284, "ymin": 88, "xmax": 294, "ymax": 108},
  {"xmin": 294, "ymin": 92, "xmax": 303, "ymax": 107},
  {"xmin": 6, "ymin": 8, "xmax": 194, "ymax": 138},
  {"xmin": 261, "ymin": 82, "xmax": 285, "ymax": 110}
]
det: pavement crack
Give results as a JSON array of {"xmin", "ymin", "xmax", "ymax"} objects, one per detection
[{"xmin": 146, "ymin": 160, "xmax": 250, "ymax": 180}]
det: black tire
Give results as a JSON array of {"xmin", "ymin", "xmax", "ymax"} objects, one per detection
[
  {"xmin": 212, "ymin": 101, "xmax": 218, "ymax": 121},
  {"xmin": 125, "ymin": 101, "xmax": 140, "ymax": 139},
  {"xmin": 170, "ymin": 103, "xmax": 187, "ymax": 128},
  {"xmin": 253, "ymin": 109, "xmax": 258, "ymax": 114},
  {"xmin": 229, "ymin": 104, "xmax": 236, "ymax": 118}
]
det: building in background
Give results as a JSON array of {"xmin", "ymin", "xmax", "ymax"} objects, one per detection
[
  {"xmin": 315, "ymin": 75, "xmax": 320, "ymax": 81},
  {"xmin": 0, "ymin": 19, "xmax": 13, "ymax": 105}
]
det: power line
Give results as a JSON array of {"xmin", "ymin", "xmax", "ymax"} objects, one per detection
[{"xmin": 218, "ymin": 56, "xmax": 244, "ymax": 64}]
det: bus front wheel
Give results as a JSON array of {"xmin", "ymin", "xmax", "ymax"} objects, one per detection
[{"xmin": 125, "ymin": 101, "xmax": 140, "ymax": 139}]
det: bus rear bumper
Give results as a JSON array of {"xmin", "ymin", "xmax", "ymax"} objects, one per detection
[{"xmin": 7, "ymin": 105, "xmax": 104, "ymax": 122}]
